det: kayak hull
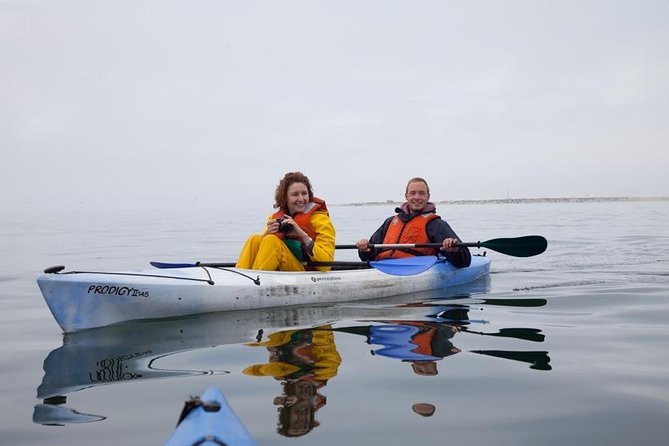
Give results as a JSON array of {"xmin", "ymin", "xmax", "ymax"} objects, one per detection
[
  {"xmin": 164, "ymin": 387, "xmax": 256, "ymax": 446},
  {"xmin": 37, "ymin": 255, "xmax": 491, "ymax": 333}
]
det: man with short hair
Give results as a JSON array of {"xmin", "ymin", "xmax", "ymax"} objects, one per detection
[{"xmin": 356, "ymin": 177, "xmax": 471, "ymax": 267}]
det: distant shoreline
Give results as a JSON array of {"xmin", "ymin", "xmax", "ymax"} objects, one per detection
[{"xmin": 335, "ymin": 196, "xmax": 669, "ymax": 206}]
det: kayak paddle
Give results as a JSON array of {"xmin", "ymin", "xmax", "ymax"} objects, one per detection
[
  {"xmin": 150, "ymin": 261, "xmax": 237, "ymax": 269},
  {"xmin": 150, "ymin": 256, "xmax": 439, "ymax": 276},
  {"xmin": 336, "ymin": 235, "xmax": 548, "ymax": 257}
]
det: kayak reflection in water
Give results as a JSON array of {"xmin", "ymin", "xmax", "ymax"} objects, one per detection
[{"xmin": 243, "ymin": 325, "xmax": 341, "ymax": 437}]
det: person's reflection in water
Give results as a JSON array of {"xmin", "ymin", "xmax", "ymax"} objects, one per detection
[
  {"xmin": 243, "ymin": 325, "xmax": 341, "ymax": 437},
  {"xmin": 338, "ymin": 320, "xmax": 462, "ymax": 377},
  {"xmin": 337, "ymin": 319, "xmax": 461, "ymax": 417}
]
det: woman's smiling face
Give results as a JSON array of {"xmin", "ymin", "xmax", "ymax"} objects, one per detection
[{"xmin": 286, "ymin": 182, "xmax": 309, "ymax": 215}]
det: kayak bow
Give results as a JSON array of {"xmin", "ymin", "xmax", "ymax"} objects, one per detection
[{"xmin": 164, "ymin": 387, "xmax": 256, "ymax": 446}]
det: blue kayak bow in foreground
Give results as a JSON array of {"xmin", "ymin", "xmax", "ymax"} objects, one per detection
[
  {"xmin": 164, "ymin": 387, "xmax": 256, "ymax": 446},
  {"xmin": 150, "ymin": 256, "xmax": 439, "ymax": 277}
]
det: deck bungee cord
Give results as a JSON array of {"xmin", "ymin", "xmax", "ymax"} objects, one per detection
[
  {"xmin": 43, "ymin": 265, "xmax": 262, "ymax": 286},
  {"xmin": 205, "ymin": 266, "xmax": 261, "ymax": 285}
]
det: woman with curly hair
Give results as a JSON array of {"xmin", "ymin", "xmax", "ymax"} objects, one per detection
[{"xmin": 236, "ymin": 172, "xmax": 336, "ymax": 271}]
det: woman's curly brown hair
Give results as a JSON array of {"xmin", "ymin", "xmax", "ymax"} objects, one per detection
[{"xmin": 274, "ymin": 172, "xmax": 314, "ymax": 211}]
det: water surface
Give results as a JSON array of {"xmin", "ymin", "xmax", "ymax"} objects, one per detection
[{"xmin": 1, "ymin": 201, "xmax": 668, "ymax": 445}]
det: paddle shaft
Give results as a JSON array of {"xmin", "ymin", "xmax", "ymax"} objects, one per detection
[
  {"xmin": 336, "ymin": 235, "xmax": 547, "ymax": 258},
  {"xmin": 153, "ymin": 261, "xmax": 372, "ymax": 269},
  {"xmin": 151, "ymin": 259, "xmax": 439, "ymax": 275},
  {"xmin": 335, "ymin": 242, "xmax": 474, "ymax": 249}
]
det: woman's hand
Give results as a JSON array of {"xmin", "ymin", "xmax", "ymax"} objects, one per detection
[
  {"xmin": 264, "ymin": 218, "xmax": 281, "ymax": 235},
  {"xmin": 279, "ymin": 215, "xmax": 312, "ymax": 244}
]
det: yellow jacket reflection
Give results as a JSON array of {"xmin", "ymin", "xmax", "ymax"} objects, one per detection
[
  {"xmin": 243, "ymin": 326, "xmax": 341, "ymax": 437},
  {"xmin": 243, "ymin": 327, "xmax": 341, "ymax": 381}
]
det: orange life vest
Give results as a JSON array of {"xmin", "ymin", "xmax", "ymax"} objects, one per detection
[
  {"xmin": 375, "ymin": 213, "xmax": 440, "ymax": 259},
  {"xmin": 271, "ymin": 197, "xmax": 328, "ymax": 241}
]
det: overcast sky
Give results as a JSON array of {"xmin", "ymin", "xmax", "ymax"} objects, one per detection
[{"xmin": 2, "ymin": 0, "xmax": 668, "ymax": 211}]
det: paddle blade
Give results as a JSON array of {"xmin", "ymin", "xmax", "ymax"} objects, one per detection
[
  {"xmin": 369, "ymin": 256, "xmax": 438, "ymax": 276},
  {"xmin": 479, "ymin": 235, "xmax": 547, "ymax": 257}
]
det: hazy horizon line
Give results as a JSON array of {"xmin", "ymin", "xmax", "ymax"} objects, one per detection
[{"xmin": 335, "ymin": 195, "xmax": 669, "ymax": 206}]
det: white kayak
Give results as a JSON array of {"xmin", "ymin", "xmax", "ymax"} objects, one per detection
[{"xmin": 36, "ymin": 255, "xmax": 491, "ymax": 333}]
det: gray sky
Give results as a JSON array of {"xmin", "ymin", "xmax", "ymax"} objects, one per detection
[{"xmin": 2, "ymin": 0, "xmax": 668, "ymax": 211}]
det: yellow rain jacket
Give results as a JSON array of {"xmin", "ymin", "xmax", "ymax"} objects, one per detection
[{"xmin": 236, "ymin": 202, "xmax": 335, "ymax": 272}]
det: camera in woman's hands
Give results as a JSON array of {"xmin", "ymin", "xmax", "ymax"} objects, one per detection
[{"xmin": 276, "ymin": 218, "xmax": 294, "ymax": 233}]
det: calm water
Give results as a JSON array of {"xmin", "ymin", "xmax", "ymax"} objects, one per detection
[{"xmin": 1, "ymin": 201, "xmax": 668, "ymax": 445}]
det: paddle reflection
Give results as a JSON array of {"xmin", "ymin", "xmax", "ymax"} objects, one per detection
[
  {"xmin": 338, "ymin": 319, "xmax": 551, "ymax": 373},
  {"xmin": 332, "ymin": 308, "xmax": 550, "ymax": 418},
  {"xmin": 334, "ymin": 301, "xmax": 551, "ymax": 374},
  {"xmin": 243, "ymin": 326, "xmax": 341, "ymax": 437}
]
